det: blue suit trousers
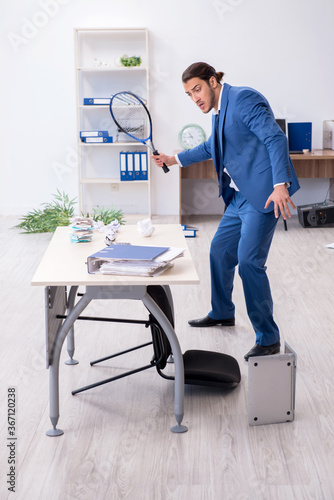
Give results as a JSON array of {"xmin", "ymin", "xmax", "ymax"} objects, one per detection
[{"xmin": 209, "ymin": 191, "xmax": 280, "ymax": 346}]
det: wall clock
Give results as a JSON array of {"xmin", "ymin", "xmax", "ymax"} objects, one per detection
[{"xmin": 178, "ymin": 124, "xmax": 205, "ymax": 149}]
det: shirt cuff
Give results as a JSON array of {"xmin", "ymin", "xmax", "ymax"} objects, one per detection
[
  {"xmin": 175, "ymin": 154, "xmax": 183, "ymax": 167},
  {"xmin": 274, "ymin": 182, "xmax": 290, "ymax": 188}
]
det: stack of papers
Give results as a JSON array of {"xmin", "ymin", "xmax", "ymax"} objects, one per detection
[
  {"xmin": 70, "ymin": 217, "xmax": 95, "ymax": 243},
  {"xmin": 87, "ymin": 245, "xmax": 185, "ymax": 277}
]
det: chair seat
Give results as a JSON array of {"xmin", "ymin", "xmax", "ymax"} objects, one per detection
[{"xmin": 183, "ymin": 349, "xmax": 241, "ymax": 388}]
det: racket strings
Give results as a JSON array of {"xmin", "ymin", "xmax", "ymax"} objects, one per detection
[{"xmin": 111, "ymin": 99, "xmax": 149, "ymax": 141}]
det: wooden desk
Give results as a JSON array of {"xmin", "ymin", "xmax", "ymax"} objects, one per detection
[
  {"xmin": 178, "ymin": 150, "xmax": 334, "ymax": 221},
  {"xmin": 31, "ymin": 224, "xmax": 199, "ymax": 436},
  {"xmin": 290, "ymin": 150, "xmax": 334, "ymax": 180}
]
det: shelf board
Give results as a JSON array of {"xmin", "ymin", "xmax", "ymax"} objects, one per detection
[
  {"xmin": 77, "ymin": 66, "xmax": 147, "ymax": 71},
  {"xmin": 78, "ymin": 142, "xmax": 141, "ymax": 147},
  {"xmin": 78, "ymin": 105, "xmax": 148, "ymax": 109},
  {"xmin": 78, "ymin": 105, "xmax": 110, "ymax": 109},
  {"xmin": 74, "ymin": 27, "xmax": 148, "ymax": 32},
  {"xmin": 80, "ymin": 178, "xmax": 149, "ymax": 184}
]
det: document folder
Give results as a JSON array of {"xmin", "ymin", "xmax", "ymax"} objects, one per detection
[
  {"xmin": 120, "ymin": 152, "xmax": 127, "ymax": 181},
  {"xmin": 82, "ymin": 136, "xmax": 113, "ymax": 143},
  {"xmin": 134, "ymin": 152, "xmax": 141, "ymax": 180},
  {"xmin": 83, "ymin": 98, "xmax": 111, "ymax": 105},
  {"xmin": 80, "ymin": 130, "xmax": 109, "ymax": 139},
  {"xmin": 140, "ymin": 152, "xmax": 148, "ymax": 180},
  {"xmin": 127, "ymin": 152, "xmax": 134, "ymax": 180},
  {"xmin": 87, "ymin": 245, "xmax": 169, "ymax": 274},
  {"xmin": 288, "ymin": 122, "xmax": 312, "ymax": 152}
]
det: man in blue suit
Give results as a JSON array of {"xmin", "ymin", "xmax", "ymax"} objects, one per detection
[{"xmin": 152, "ymin": 62, "xmax": 300, "ymax": 361}]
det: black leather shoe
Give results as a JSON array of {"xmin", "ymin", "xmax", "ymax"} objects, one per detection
[
  {"xmin": 244, "ymin": 341, "xmax": 280, "ymax": 361},
  {"xmin": 188, "ymin": 315, "xmax": 235, "ymax": 328}
]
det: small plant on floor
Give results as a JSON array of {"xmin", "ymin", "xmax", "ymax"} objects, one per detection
[
  {"xmin": 84, "ymin": 206, "xmax": 126, "ymax": 226},
  {"xmin": 15, "ymin": 191, "xmax": 125, "ymax": 233},
  {"xmin": 15, "ymin": 190, "xmax": 76, "ymax": 233}
]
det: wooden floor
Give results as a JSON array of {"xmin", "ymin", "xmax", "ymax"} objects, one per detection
[{"xmin": 1, "ymin": 214, "xmax": 334, "ymax": 500}]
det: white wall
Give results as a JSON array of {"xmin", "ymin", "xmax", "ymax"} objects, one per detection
[{"xmin": 1, "ymin": 0, "xmax": 334, "ymax": 216}]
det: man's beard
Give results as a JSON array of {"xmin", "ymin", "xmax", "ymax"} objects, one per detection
[{"xmin": 205, "ymin": 86, "xmax": 216, "ymax": 113}]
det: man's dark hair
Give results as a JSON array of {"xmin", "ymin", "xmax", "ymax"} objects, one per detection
[{"xmin": 182, "ymin": 62, "xmax": 224, "ymax": 84}]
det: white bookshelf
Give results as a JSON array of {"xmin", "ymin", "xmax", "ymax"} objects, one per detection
[{"xmin": 74, "ymin": 28, "xmax": 151, "ymax": 217}]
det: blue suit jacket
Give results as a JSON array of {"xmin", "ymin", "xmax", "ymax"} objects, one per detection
[{"xmin": 178, "ymin": 83, "xmax": 300, "ymax": 213}]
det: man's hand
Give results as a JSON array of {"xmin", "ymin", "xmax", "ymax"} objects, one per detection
[
  {"xmin": 264, "ymin": 184, "xmax": 296, "ymax": 219},
  {"xmin": 151, "ymin": 153, "xmax": 177, "ymax": 168}
]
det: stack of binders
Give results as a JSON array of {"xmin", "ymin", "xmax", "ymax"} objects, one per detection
[
  {"xmin": 181, "ymin": 225, "xmax": 198, "ymax": 238},
  {"xmin": 87, "ymin": 244, "xmax": 185, "ymax": 277},
  {"xmin": 80, "ymin": 130, "xmax": 113, "ymax": 143},
  {"xmin": 120, "ymin": 151, "xmax": 148, "ymax": 181}
]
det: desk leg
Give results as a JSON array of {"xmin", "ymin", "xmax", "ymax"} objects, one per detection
[
  {"xmin": 65, "ymin": 286, "xmax": 79, "ymax": 365},
  {"xmin": 162, "ymin": 286, "xmax": 174, "ymax": 364},
  {"xmin": 142, "ymin": 292, "xmax": 188, "ymax": 434},
  {"xmin": 47, "ymin": 292, "xmax": 92, "ymax": 437}
]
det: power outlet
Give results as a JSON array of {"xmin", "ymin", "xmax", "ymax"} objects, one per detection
[{"xmin": 111, "ymin": 184, "xmax": 119, "ymax": 191}]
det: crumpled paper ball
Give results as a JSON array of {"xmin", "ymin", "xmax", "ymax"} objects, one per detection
[
  {"xmin": 93, "ymin": 218, "xmax": 121, "ymax": 245},
  {"xmin": 107, "ymin": 219, "xmax": 121, "ymax": 232},
  {"xmin": 94, "ymin": 218, "xmax": 121, "ymax": 233},
  {"xmin": 104, "ymin": 229, "xmax": 117, "ymax": 246},
  {"xmin": 137, "ymin": 218, "xmax": 155, "ymax": 237},
  {"xmin": 93, "ymin": 220, "xmax": 106, "ymax": 232}
]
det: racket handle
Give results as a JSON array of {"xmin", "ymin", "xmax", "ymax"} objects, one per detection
[{"xmin": 153, "ymin": 150, "xmax": 170, "ymax": 173}]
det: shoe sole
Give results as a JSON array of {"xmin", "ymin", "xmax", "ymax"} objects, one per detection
[
  {"xmin": 188, "ymin": 320, "xmax": 235, "ymax": 328},
  {"xmin": 244, "ymin": 346, "xmax": 280, "ymax": 361}
]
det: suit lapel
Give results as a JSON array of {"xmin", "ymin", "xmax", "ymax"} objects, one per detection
[
  {"xmin": 211, "ymin": 84, "xmax": 231, "ymax": 172},
  {"xmin": 210, "ymin": 84, "xmax": 231, "ymax": 198},
  {"xmin": 218, "ymin": 83, "xmax": 230, "ymax": 159}
]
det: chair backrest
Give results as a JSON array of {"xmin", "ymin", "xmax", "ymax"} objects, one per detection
[
  {"xmin": 146, "ymin": 285, "xmax": 241, "ymax": 389},
  {"xmin": 146, "ymin": 285, "xmax": 174, "ymax": 370}
]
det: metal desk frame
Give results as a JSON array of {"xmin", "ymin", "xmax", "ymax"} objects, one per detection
[{"xmin": 45, "ymin": 284, "xmax": 187, "ymax": 436}]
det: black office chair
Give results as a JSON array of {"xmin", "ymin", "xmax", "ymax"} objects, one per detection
[{"xmin": 72, "ymin": 285, "xmax": 241, "ymax": 395}]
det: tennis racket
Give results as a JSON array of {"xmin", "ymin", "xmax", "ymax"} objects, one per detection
[{"xmin": 109, "ymin": 91, "xmax": 170, "ymax": 173}]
